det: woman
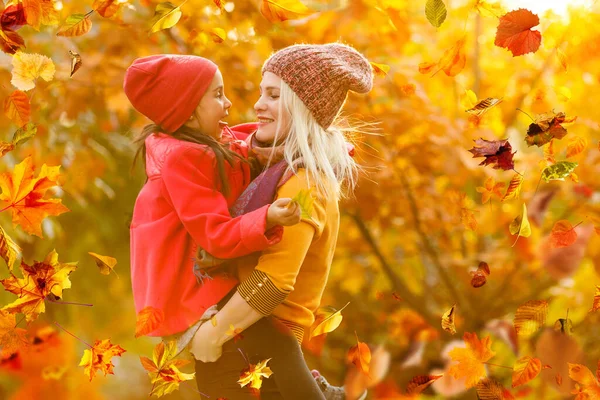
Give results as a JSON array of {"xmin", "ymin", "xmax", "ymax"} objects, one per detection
[{"xmin": 191, "ymin": 43, "xmax": 373, "ymax": 400}]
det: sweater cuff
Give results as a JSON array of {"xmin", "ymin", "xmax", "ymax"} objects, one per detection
[
  {"xmin": 237, "ymin": 270, "xmax": 288, "ymax": 316},
  {"xmin": 239, "ymin": 204, "xmax": 283, "ymax": 252}
]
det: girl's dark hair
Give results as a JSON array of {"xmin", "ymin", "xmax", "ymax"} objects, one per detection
[{"xmin": 132, "ymin": 123, "xmax": 246, "ymax": 196}]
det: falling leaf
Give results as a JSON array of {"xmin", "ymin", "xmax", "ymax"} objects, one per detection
[
  {"xmin": 291, "ymin": 189, "xmax": 314, "ymax": 220},
  {"xmin": 260, "ymin": 0, "xmax": 313, "ymax": 23},
  {"xmin": 525, "ymin": 111, "xmax": 577, "ymax": 147},
  {"xmin": 79, "ymin": 339, "xmax": 126, "ymax": 381},
  {"xmin": 226, "ymin": 324, "xmax": 244, "ymax": 342},
  {"xmin": 418, "ymin": 61, "xmax": 437, "ymax": 74},
  {"xmin": 512, "ymin": 356, "xmax": 542, "ymax": 387},
  {"xmin": 425, "ymin": 0, "xmax": 447, "ymax": 28},
  {"xmin": 471, "ymin": 261, "xmax": 491, "ymax": 288},
  {"xmin": 1, "ymin": 3, "xmax": 27, "ymax": 30},
  {"xmin": 149, "ymin": 1, "xmax": 188, "ymax": 35},
  {"xmin": 22, "ymin": 0, "xmax": 60, "ymax": 31},
  {"xmin": 476, "ymin": 378, "xmax": 515, "ymax": 399},
  {"xmin": 238, "ymin": 358, "xmax": 273, "ymax": 390},
  {"xmin": 554, "ymin": 317, "xmax": 573, "ymax": 334},
  {"xmin": 556, "ymin": 373, "xmax": 563, "ymax": 386},
  {"xmin": 4, "ymin": 90, "xmax": 30, "ymax": 127},
  {"xmin": 0, "ymin": 249, "xmax": 77, "ymax": 321},
  {"xmin": 12, "ymin": 122, "xmax": 37, "ymax": 147},
  {"xmin": 88, "ymin": 252, "xmax": 117, "ymax": 276},
  {"xmin": 509, "ymin": 203, "xmax": 531, "ymax": 245},
  {"xmin": 566, "ymin": 136, "xmax": 586, "ymax": 158},
  {"xmin": 212, "ymin": 0, "xmax": 224, "ymax": 11},
  {"xmin": 501, "ymin": 174, "xmax": 523, "ymax": 202},
  {"xmin": 435, "ymin": 38, "xmax": 466, "ymax": 77},
  {"xmin": 0, "ymin": 156, "xmax": 70, "ymax": 237},
  {"xmin": 466, "ymin": 97, "xmax": 503, "ymax": 117},
  {"xmin": 347, "ymin": 333, "xmax": 371, "ymax": 376},
  {"xmin": 0, "ymin": 309, "xmax": 28, "ymax": 357},
  {"xmin": 555, "ymin": 86, "xmax": 571, "ymax": 102},
  {"xmin": 56, "ymin": 14, "xmax": 93, "ymax": 37},
  {"xmin": 544, "ymin": 140, "xmax": 556, "ymax": 165},
  {"xmin": 476, "ymin": 177, "xmax": 505, "ymax": 204},
  {"xmin": 310, "ymin": 302, "xmax": 349, "ymax": 339},
  {"xmin": 442, "ymin": 304, "xmax": 456, "ymax": 334},
  {"xmin": 406, "ymin": 375, "xmax": 443, "ymax": 394},
  {"xmin": 549, "ymin": 220, "xmax": 578, "ymax": 248},
  {"xmin": 589, "ymin": 286, "xmax": 600, "ymax": 313},
  {"xmin": 461, "ymin": 89, "xmax": 478, "ymax": 110},
  {"xmin": 468, "ymin": 138, "xmax": 516, "ymax": 170},
  {"xmin": 513, "ymin": 300, "xmax": 548, "ymax": 337},
  {"xmin": 474, "ymin": 0, "xmax": 506, "ymax": 18},
  {"xmin": 556, "ymin": 47, "xmax": 568, "ymax": 72},
  {"xmin": 135, "ymin": 306, "xmax": 164, "ymax": 338},
  {"xmin": 370, "ymin": 62, "xmax": 390, "ymax": 77},
  {"xmin": 568, "ymin": 363, "xmax": 600, "ymax": 399},
  {"xmin": 541, "ymin": 161, "xmax": 577, "ymax": 182},
  {"xmin": 92, "ymin": 0, "xmax": 121, "ymax": 18},
  {"xmin": 460, "ymin": 208, "xmax": 477, "ymax": 231},
  {"xmin": 69, "ymin": 50, "xmax": 82, "ymax": 77},
  {"xmin": 10, "ymin": 51, "xmax": 55, "ymax": 91},
  {"xmin": 140, "ymin": 341, "xmax": 195, "ymax": 396},
  {"xmin": 0, "ymin": 225, "xmax": 21, "ymax": 270},
  {"xmin": 41, "ymin": 365, "xmax": 68, "ymax": 380},
  {"xmin": 400, "ymin": 83, "xmax": 416, "ymax": 95},
  {"xmin": 0, "ymin": 28, "xmax": 26, "ymax": 55},
  {"xmin": 494, "ymin": 9, "xmax": 541, "ymax": 56},
  {"xmin": 209, "ymin": 27, "xmax": 226, "ymax": 43},
  {"xmin": 448, "ymin": 332, "xmax": 496, "ymax": 388}
]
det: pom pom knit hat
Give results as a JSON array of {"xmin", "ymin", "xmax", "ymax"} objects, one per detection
[
  {"xmin": 262, "ymin": 43, "xmax": 373, "ymax": 129},
  {"xmin": 123, "ymin": 54, "xmax": 218, "ymax": 133}
]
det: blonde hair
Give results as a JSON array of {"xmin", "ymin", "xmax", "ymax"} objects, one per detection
[{"xmin": 266, "ymin": 80, "xmax": 360, "ymax": 200}]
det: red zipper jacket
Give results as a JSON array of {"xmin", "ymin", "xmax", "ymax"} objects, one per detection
[{"xmin": 130, "ymin": 126, "xmax": 282, "ymax": 336}]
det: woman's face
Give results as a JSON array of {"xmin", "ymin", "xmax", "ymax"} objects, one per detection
[
  {"xmin": 186, "ymin": 69, "xmax": 232, "ymax": 139},
  {"xmin": 254, "ymin": 71, "xmax": 289, "ymax": 144}
]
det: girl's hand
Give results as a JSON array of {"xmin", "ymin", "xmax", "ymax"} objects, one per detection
[
  {"xmin": 266, "ymin": 198, "xmax": 301, "ymax": 229},
  {"xmin": 189, "ymin": 321, "xmax": 223, "ymax": 362}
]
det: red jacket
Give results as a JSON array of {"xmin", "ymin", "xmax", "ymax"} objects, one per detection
[{"xmin": 130, "ymin": 127, "xmax": 282, "ymax": 337}]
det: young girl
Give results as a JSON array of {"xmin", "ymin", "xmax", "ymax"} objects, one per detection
[
  {"xmin": 190, "ymin": 43, "xmax": 374, "ymax": 400},
  {"xmin": 124, "ymin": 54, "xmax": 352, "ymax": 399}
]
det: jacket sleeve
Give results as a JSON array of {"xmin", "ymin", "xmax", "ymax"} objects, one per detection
[
  {"xmin": 161, "ymin": 145, "xmax": 282, "ymax": 259},
  {"xmin": 237, "ymin": 171, "xmax": 327, "ymax": 315}
]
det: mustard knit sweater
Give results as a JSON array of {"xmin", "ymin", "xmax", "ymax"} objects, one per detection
[{"xmin": 236, "ymin": 169, "xmax": 340, "ymax": 343}]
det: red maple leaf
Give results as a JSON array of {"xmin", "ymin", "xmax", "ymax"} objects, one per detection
[
  {"xmin": 494, "ymin": 9, "xmax": 541, "ymax": 56},
  {"xmin": 468, "ymin": 138, "xmax": 516, "ymax": 170}
]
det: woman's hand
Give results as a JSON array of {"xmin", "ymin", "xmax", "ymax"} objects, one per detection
[
  {"xmin": 266, "ymin": 198, "xmax": 301, "ymax": 229},
  {"xmin": 189, "ymin": 321, "xmax": 223, "ymax": 362}
]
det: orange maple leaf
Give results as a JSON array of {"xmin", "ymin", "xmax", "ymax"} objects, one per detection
[
  {"xmin": 0, "ymin": 156, "xmax": 69, "ymax": 237},
  {"xmin": 476, "ymin": 177, "xmax": 505, "ymax": 204},
  {"xmin": 79, "ymin": 339, "xmax": 126, "ymax": 381},
  {"xmin": 0, "ymin": 309, "xmax": 28, "ymax": 357},
  {"xmin": 140, "ymin": 341, "xmax": 195, "ymax": 397},
  {"xmin": 448, "ymin": 332, "xmax": 496, "ymax": 388},
  {"xmin": 0, "ymin": 249, "xmax": 77, "ymax": 321},
  {"xmin": 494, "ymin": 9, "xmax": 541, "ymax": 56},
  {"xmin": 568, "ymin": 363, "xmax": 600, "ymax": 399}
]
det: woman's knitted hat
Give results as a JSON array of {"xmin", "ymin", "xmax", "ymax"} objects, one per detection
[
  {"xmin": 262, "ymin": 43, "xmax": 373, "ymax": 129},
  {"xmin": 123, "ymin": 54, "xmax": 217, "ymax": 133}
]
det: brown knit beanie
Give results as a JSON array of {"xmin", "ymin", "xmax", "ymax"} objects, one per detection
[{"xmin": 262, "ymin": 43, "xmax": 373, "ymax": 129}]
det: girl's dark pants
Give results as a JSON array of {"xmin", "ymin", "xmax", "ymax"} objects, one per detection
[{"xmin": 194, "ymin": 289, "xmax": 327, "ymax": 400}]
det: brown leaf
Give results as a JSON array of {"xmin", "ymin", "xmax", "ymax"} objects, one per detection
[
  {"xmin": 476, "ymin": 378, "xmax": 515, "ymax": 399},
  {"xmin": 406, "ymin": 374, "xmax": 443, "ymax": 394},
  {"xmin": 525, "ymin": 111, "xmax": 577, "ymax": 147},
  {"xmin": 442, "ymin": 304, "xmax": 456, "ymax": 334},
  {"xmin": 69, "ymin": 50, "xmax": 82, "ymax": 77},
  {"xmin": 468, "ymin": 138, "xmax": 516, "ymax": 170},
  {"xmin": 465, "ymin": 97, "xmax": 503, "ymax": 117}
]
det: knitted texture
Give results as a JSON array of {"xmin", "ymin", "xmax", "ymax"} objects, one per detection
[
  {"xmin": 123, "ymin": 54, "xmax": 217, "ymax": 133},
  {"xmin": 262, "ymin": 43, "xmax": 373, "ymax": 129}
]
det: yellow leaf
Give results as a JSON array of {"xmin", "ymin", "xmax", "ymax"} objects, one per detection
[
  {"xmin": 79, "ymin": 339, "xmax": 126, "ymax": 381},
  {"xmin": 512, "ymin": 356, "xmax": 542, "ymax": 387},
  {"xmin": 509, "ymin": 203, "xmax": 531, "ymax": 246},
  {"xmin": 448, "ymin": 332, "xmax": 496, "ymax": 388},
  {"xmin": 566, "ymin": 135, "xmax": 587, "ymax": 158},
  {"xmin": 211, "ymin": 315, "xmax": 218, "ymax": 326},
  {"xmin": 441, "ymin": 304, "xmax": 456, "ymax": 334},
  {"xmin": 10, "ymin": 51, "xmax": 56, "ymax": 91},
  {"xmin": 291, "ymin": 189, "xmax": 314, "ymax": 220},
  {"xmin": 0, "ymin": 225, "xmax": 21, "ymax": 271},
  {"xmin": 88, "ymin": 252, "xmax": 118, "ymax": 276},
  {"xmin": 56, "ymin": 14, "xmax": 93, "ymax": 37},
  {"xmin": 554, "ymin": 86, "xmax": 571, "ymax": 102},
  {"xmin": 460, "ymin": 208, "xmax": 477, "ymax": 231},
  {"xmin": 460, "ymin": 89, "xmax": 478, "ymax": 110},
  {"xmin": 501, "ymin": 174, "xmax": 523, "ymax": 202},
  {"xmin": 69, "ymin": 50, "xmax": 83, "ymax": 77},
  {"xmin": 260, "ymin": 0, "xmax": 313, "ymax": 23},
  {"xmin": 513, "ymin": 300, "xmax": 548, "ymax": 337},
  {"xmin": 135, "ymin": 306, "xmax": 164, "ymax": 338},
  {"xmin": 238, "ymin": 358, "xmax": 273, "ymax": 389},
  {"xmin": 310, "ymin": 302, "xmax": 349, "ymax": 338},
  {"xmin": 370, "ymin": 62, "xmax": 390, "ymax": 77},
  {"xmin": 209, "ymin": 27, "xmax": 226, "ymax": 43},
  {"xmin": 556, "ymin": 47, "xmax": 568, "ymax": 72},
  {"xmin": 4, "ymin": 90, "xmax": 30, "ymax": 127},
  {"xmin": 589, "ymin": 286, "xmax": 600, "ymax": 313},
  {"xmin": 473, "ymin": 0, "xmax": 506, "ymax": 17},
  {"xmin": 149, "ymin": 1, "xmax": 188, "ymax": 35}
]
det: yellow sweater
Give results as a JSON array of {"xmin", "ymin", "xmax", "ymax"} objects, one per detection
[{"xmin": 236, "ymin": 169, "xmax": 340, "ymax": 344}]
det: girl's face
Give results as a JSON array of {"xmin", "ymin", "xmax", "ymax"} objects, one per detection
[
  {"xmin": 186, "ymin": 69, "xmax": 232, "ymax": 139},
  {"xmin": 254, "ymin": 71, "xmax": 289, "ymax": 144}
]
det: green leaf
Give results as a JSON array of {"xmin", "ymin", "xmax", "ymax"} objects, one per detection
[
  {"xmin": 149, "ymin": 1, "xmax": 188, "ymax": 35},
  {"xmin": 291, "ymin": 189, "xmax": 314, "ymax": 220},
  {"xmin": 12, "ymin": 123, "xmax": 37, "ymax": 146},
  {"xmin": 425, "ymin": 0, "xmax": 447, "ymax": 28},
  {"xmin": 510, "ymin": 203, "xmax": 531, "ymax": 246},
  {"xmin": 541, "ymin": 161, "xmax": 578, "ymax": 182}
]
